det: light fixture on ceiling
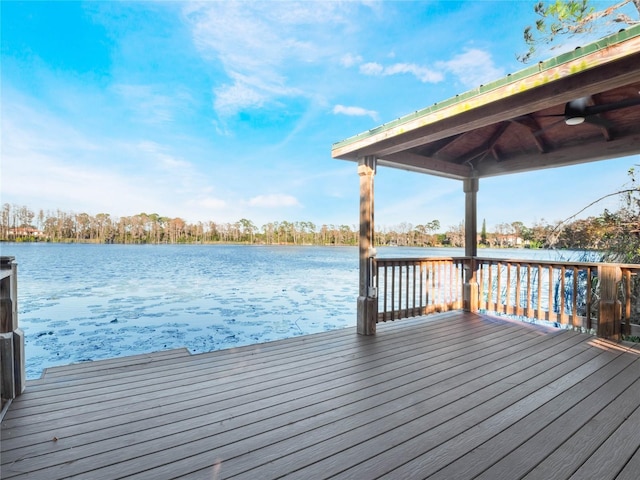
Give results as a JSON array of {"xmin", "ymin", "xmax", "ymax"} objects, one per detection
[{"xmin": 565, "ymin": 116, "xmax": 585, "ymax": 125}]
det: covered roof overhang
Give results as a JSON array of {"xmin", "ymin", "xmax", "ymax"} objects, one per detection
[{"xmin": 332, "ymin": 26, "xmax": 640, "ymax": 181}]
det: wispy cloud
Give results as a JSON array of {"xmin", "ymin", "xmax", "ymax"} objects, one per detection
[
  {"xmin": 437, "ymin": 48, "xmax": 504, "ymax": 88},
  {"xmin": 112, "ymin": 84, "xmax": 192, "ymax": 124},
  {"xmin": 333, "ymin": 104, "xmax": 379, "ymax": 121},
  {"xmin": 340, "ymin": 53, "xmax": 363, "ymax": 68},
  {"xmin": 359, "ymin": 62, "xmax": 384, "ymax": 76},
  {"xmin": 384, "ymin": 63, "xmax": 444, "ymax": 83},
  {"xmin": 192, "ymin": 196, "xmax": 227, "ymax": 210},
  {"xmin": 359, "ymin": 61, "xmax": 444, "ymax": 83},
  {"xmin": 247, "ymin": 194, "xmax": 301, "ymax": 208},
  {"xmin": 135, "ymin": 140, "xmax": 192, "ymax": 171},
  {"xmin": 183, "ymin": 2, "xmax": 362, "ymax": 118}
]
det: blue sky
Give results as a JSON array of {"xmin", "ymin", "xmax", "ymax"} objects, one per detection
[{"xmin": 2, "ymin": 1, "xmax": 638, "ymax": 232}]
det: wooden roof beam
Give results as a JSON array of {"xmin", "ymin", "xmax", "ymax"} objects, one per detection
[
  {"xmin": 455, "ymin": 122, "xmax": 511, "ymax": 165},
  {"xmin": 379, "ymin": 152, "xmax": 471, "ymax": 180},
  {"xmin": 475, "ymin": 132, "xmax": 640, "ymax": 177},
  {"xmin": 509, "ymin": 116, "xmax": 548, "ymax": 153}
]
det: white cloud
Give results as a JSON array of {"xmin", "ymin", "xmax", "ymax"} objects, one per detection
[
  {"xmin": 359, "ymin": 61, "xmax": 443, "ymax": 83},
  {"xmin": 133, "ymin": 140, "xmax": 192, "ymax": 172},
  {"xmin": 437, "ymin": 48, "xmax": 504, "ymax": 88},
  {"xmin": 340, "ymin": 53, "xmax": 363, "ymax": 67},
  {"xmin": 384, "ymin": 63, "xmax": 443, "ymax": 83},
  {"xmin": 195, "ymin": 197, "xmax": 227, "ymax": 210},
  {"xmin": 213, "ymin": 71, "xmax": 299, "ymax": 117},
  {"xmin": 183, "ymin": 2, "xmax": 363, "ymax": 117},
  {"xmin": 213, "ymin": 83, "xmax": 267, "ymax": 117},
  {"xmin": 333, "ymin": 104, "xmax": 379, "ymax": 121},
  {"xmin": 359, "ymin": 62, "xmax": 384, "ymax": 76},
  {"xmin": 112, "ymin": 84, "xmax": 191, "ymax": 124},
  {"xmin": 247, "ymin": 194, "xmax": 301, "ymax": 208},
  {"xmin": 0, "ymin": 95, "xmax": 219, "ymax": 222}
]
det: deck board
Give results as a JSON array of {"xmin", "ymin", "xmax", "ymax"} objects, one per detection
[{"xmin": 2, "ymin": 311, "xmax": 639, "ymax": 480}]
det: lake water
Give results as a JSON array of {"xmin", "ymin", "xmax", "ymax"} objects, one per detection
[{"xmin": 0, "ymin": 243, "xmax": 587, "ymax": 379}]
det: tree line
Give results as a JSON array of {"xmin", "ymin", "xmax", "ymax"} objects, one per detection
[{"xmin": 1, "ymin": 202, "xmax": 637, "ymax": 261}]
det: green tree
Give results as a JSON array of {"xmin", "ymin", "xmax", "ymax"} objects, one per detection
[
  {"xmin": 600, "ymin": 167, "xmax": 640, "ymax": 263},
  {"xmin": 519, "ymin": 0, "xmax": 640, "ymax": 62},
  {"xmin": 480, "ymin": 218, "xmax": 488, "ymax": 245},
  {"xmin": 239, "ymin": 218, "xmax": 256, "ymax": 243}
]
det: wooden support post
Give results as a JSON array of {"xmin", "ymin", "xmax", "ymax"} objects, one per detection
[
  {"xmin": 463, "ymin": 178, "xmax": 479, "ymax": 312},
  {"xmin": 13, "ymin": 328, "xmax": 25, "ymax": 395},
  {"xmin": 598, "ymin": 265, "xmax": 622, "ymax": 341},
  {"xmin": 357, "ymin": 156, "xmax": 377, "ymax": 335},
  {"xmin": 1, "ymin": 332, "xmax": 15, "ymax": 400},
  {"xmin": 1, "ymin": 256, "xmax": 24, "ymax": 400}
]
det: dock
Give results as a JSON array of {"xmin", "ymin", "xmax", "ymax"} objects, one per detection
[{"xmin": 2, "ymin": 311, "xmax": 640, "ymax": 479}]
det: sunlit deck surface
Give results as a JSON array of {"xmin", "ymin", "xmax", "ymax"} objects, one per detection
[{"xmin": 2, "ymin": 312, "xmax": 640, "ymax": 480}]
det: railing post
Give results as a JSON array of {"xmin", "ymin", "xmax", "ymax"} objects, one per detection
[
  {"xmin": 463, "ymin": 257, "xmax": 479, "ymax": 312},
  {"xmin": 598, "ymin": 265, "xmax": 622, "ymax": 341},
  {"xmin": 357, "ymin": 156, "xmax": 377, "ymax": 335},
  {"xmin": 1, "ymin": 256, "xmax": 25, "ymax": 406}
]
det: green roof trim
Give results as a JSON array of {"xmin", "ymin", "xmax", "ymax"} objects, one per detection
[{"xmin": 332, "ymin": 25, "xmax": 640, "ymax": 151}]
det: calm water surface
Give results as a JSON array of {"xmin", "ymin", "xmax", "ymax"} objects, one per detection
[{"xmin": 0, "ymin": 243, "xmax": 585, "ymax": 378}]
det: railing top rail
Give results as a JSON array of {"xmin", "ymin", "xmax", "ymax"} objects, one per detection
[
  {"xmin": 475, "ymin": 256, "xmax": 640, "ymax": 270},
  {"xmin": 374, "ymin": 255, "xmax": 639, "ymax": 271},
  {"xmin": 375, "ymin": 256, "xmax": 469, "ymax": 263}
]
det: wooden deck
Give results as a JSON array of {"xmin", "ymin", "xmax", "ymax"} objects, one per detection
[{"xmin": 2, "ymin": 311, "xmax": 640, "ymax": 479}]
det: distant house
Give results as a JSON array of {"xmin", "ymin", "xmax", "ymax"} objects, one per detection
[{"xmin": 8, "ymin": 226, "xmax": 43, "ymax": 238}]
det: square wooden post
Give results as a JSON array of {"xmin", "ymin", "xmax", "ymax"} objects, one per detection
[
  {"xmin": 463, "ymin": 178, "xmax": 479, "ymax": 312},
  {"xmin": 357, "ymin": 156, "xmax": 377, "ymax": 335},
  {"xmin": 597, "ymin": 265, "xmax": 622, "ymax": 341}
]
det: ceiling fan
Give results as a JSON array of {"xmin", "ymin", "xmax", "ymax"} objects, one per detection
[{"xmin": 533, "ymin": 95, "xmax": 640, "ymax": 136}]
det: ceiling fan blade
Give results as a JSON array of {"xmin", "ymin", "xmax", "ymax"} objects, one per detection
[
  {"xmin": 532, "ymin": 95, "xmax": 639, "ymax": 135},
  {"xmin": 585, "ymin": 97, "xmax": 640, "ymax": 115},
  {"xmin": 584, "ymin": 115, "xmax": 613, "ymax": 129}
]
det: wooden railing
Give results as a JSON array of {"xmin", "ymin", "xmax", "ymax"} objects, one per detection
[
  {"xmin": 375, "ymin": 257, "xmax": 465, "ymax": 322},
  {"xmin": 1, "ymin": 256, "xmax": 25, "ymax": 414},
  {"xmin": 375, "ymin": 256, "xmax": 640, "ymax": 340},
  {"xmin": 476, "ymin": 258, "xmax": 640, "ymax": 338}
]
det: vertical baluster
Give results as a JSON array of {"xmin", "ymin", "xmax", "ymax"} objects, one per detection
[
  {"xmin": 456, "ymin": 260, "xmax": 461, "ymax": 307},
  {"xmin": 430, "ymin": 261, "xmax": 435, "ymax": 309},
  {"xmin": 398, "ymin": 262, "xmax": 403, "ymax": 320},
  {"xmin": 586, "ymin": 266, "xmax": 592, "ymax": 330},
  {"xmin": 572, "ymin": 267, "xmax": 579, "ymax": 327},
  {"xmin": 515, "ymin": 263, "xmax": 522, "ymax": 316},
  {"xmin": 495, "ymin": 261, "xmax": 502, "ymax": 313},
  {"xmin": 418, "ymin": 261, "xmax": 423, "ymax": 315},
  {"xmin": 406, "ymin": 262, "xmax": 411, "ymax": 317},
  {"xmin": 375, "ymin": 261, "xmax": 381, "ymax": 323},
  {"xmin": 538, "ymin": 264, "xmax": 544, "ymax": 320},
  {"xmin": 438, "ymin": 260, "xmax": 442, "ymax": 310},
  {"xmin": 624, "ymin": 269, "xmax": 631, "ymax": 335},
  {"xmin": 449, "ymin": 260, "xmax": 452, "ymax": 308},
  {"xmin": 487, "ymin": 261, "xmax": 494, "ymax": 311},
  {"xmin": 526, "ymin": 264, "xmax": 532, "ymax": 318},
  {"xmin": 506, "ymin": 262, "xmax": 512, "ymax": 314},
  {"xmin": 477, "ymin": 261, "xmax": 483, "ymax": 310},
  {"xmin": 546, "ymin": 265, "xmax": 553, "ymax": 322},
  {"xmin": 458, "ymin": 259, "xmax": 463, "ymax": 308},
  {"xmin": 560, "ymin": 266, "xmax": 566, "ymax": 325},
  {"xmin": 383, "ymin": 264, "xmax": 389, "ymax": 322},
  {"xmin": 391, "ymin": 264, "xmax": 396, "ymax": 321}
]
